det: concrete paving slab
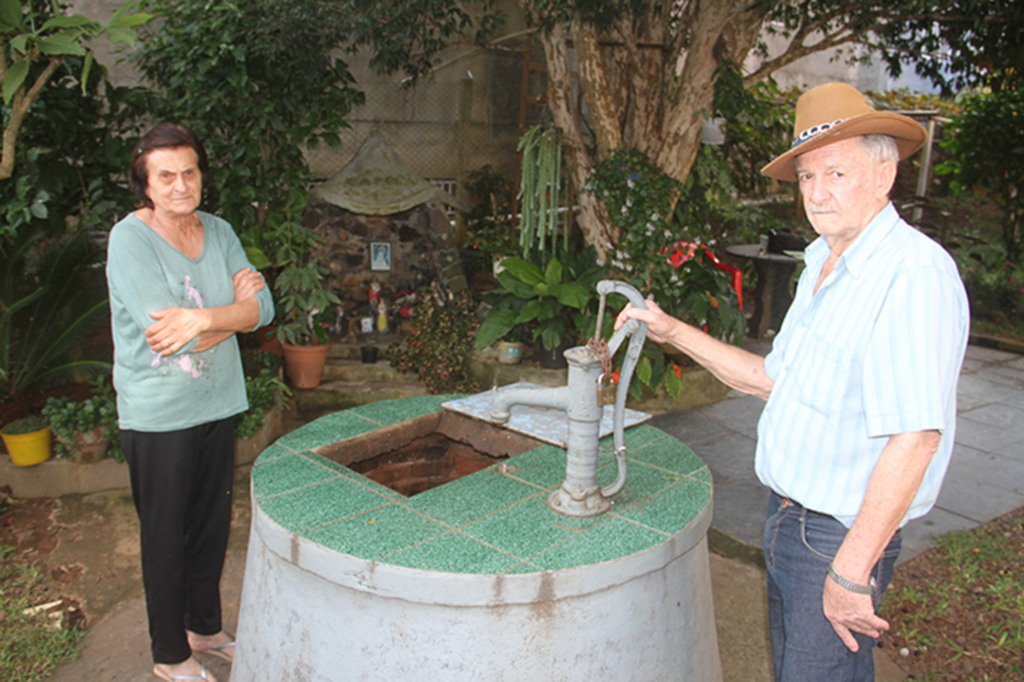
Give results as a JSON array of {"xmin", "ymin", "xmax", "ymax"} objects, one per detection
[
  {"xmin": 956, "ymin": 372, "xmax": 1023, "ymax": 403},
  {"xmin": 957, "ymin": 393, "xmax": 991, "ymax": 412},
  {"xmin": 959, "ymin": 402, "xmax": 1024, "ymax": 430},
  {"xmin": 898, "ymin": 508, "xmax": 978, "ymax": 562},
  {"xmin": 954, "ymin": 415, "xmax": 1021, "ymax": 452},
  {"xmin": 711, "ymin": 478, "xmax": 771, "ymax": 548},
  {"xmin": 699, "ymin": 432, "xmax": 758, "ymax": 482},
  {"xmin": 964, "ymin": 345, "xmax": 1019, "ymax": 363},
  {"xmin": 648, "ymin": 409, "xmax": 731, "ymax": 446},
  {"xmin": 934, "ymin": 472, "xmax": 1024, "ymax": 524},
  {"xmin": 993, "ymin": 437, "xmax": 1024, "ymax": 463},
  {"xmin": 975, "ymin": 365, "xmax": 1024, "ymax": 390}
]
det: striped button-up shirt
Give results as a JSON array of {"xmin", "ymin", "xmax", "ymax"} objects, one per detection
[{"xmin": 756, "ymin": 203, "xmax": 969, "ymax": 527}]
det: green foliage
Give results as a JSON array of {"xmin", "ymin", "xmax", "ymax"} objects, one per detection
[
  {"xmin": 474, "ymin": 246, "xmax": 608, "ymax": 352},
  {"xmin": 345, "ymin": 0, "xmax": 504, "ymax": 81},
  {"xmin": 588, "ymin": 147, "xmax": 746, "ymax": 399},
  {"xmin": 235, "ymin": 369, "xmax": 291, "ymax": 440},
  {"xmin": 711, "ymin": 76, "xmax": 794, "ymax": 200},
  {"xmin": 1, "ymin": 415, "xmax": 46, "ymax": 434},
  {"xmin": 953, "ymin": 241, "xmax": 1024, "ymax": 323},
  {"xmin": 871, "ymin": 0, "xmax": 1024, "ymax": 93},
  {"xmin": 41, "ymin": 378, "xmax": 122, "ymax": 461},
  {"xmin": 273, "ymin": 259, "xmax": 340, "ymax": 346},
  {"xmin": 589, "ymin": 147, "xmax": 744, "ymax": 339},
  {"xmin": 0, "ymin": 0, "xmax": 148, "ymax": 101},
  {"xmin": 517, "ymin": 125, "xmax": 565, "ymax": 256},
  {"xmin": 0, "ymin": 228, "xmax": 110, "ymax": 401},
  {"xmin": 387, "ymin": 287, "xmax": 480, "ymax": 394},
  {"xmin": 0, "ymin": 58, "xmax": 148, "ymax": 241},
  {"xmin": 937, "ymin": 88, "xmax": 1024, "ymax": 263},
  {"xmin": 0, "ymin": 548, "xmax": 85, "ymax": 681},
  {"xmin": 461, "ymin": 165, "xmax": 517, "ymax": 262},
  {"xmin": 0, "ymin": 0, "xmax": 149, "ymax": 183},
  {"xmin": 134, "ymin": 0, "xmax": 363, "ymax": 237}
]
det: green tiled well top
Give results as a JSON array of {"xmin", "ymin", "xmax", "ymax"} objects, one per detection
[{"xmin": 252, "ymin": 395, "xmax": 712, "ymax": 576}]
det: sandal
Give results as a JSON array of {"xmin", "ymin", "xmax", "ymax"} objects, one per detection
[
  {"xmin": 201, "ymin": 639, "xmax": 234, "ymax": 663},
  {"xmin": 153, "ymin": 662, "xmax": 218, "ymax": 682}
]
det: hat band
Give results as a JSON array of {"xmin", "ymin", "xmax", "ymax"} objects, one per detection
[{"xmin": 791, "ymin": 118, "xmax": 844, "ymax": 148}]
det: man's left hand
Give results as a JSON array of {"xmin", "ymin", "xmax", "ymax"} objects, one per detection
[{"xmin": 822, "ymin": 579, "xmax": 889, "ymax": 652}]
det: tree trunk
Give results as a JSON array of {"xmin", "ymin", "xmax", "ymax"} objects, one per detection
[
  {"xmin": 531, "ymin": 0, "xmax": 772, "ymax": 253},
  {"xmin": 537, "ymin": 21, "xmax": 617, "ymax": 261}
]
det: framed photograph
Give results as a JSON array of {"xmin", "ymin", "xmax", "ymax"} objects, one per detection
[{"xmin": 369, "ymin": 241, "xmax": 392, "ymax": 272}]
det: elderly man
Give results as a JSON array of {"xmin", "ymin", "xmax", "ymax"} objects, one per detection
[{"xmin": 617, "ymin": 82, "xmax": 969, "ymax": 681}]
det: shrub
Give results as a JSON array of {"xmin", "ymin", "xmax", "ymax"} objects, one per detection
[
  {"xmin": 42, "ymin": 379, "xmax": 121, "ymax": 461},
  {"xmin": 235, "ymin": 370, "xmax": 291, "ymax": 441},
  {"xmin": 387, "ymin": 288, "xmax": 480, "ymax": 394}
]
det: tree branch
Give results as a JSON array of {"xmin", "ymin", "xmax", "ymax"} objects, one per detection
[{"xmin": 0, "ymin": 56, "xmax": 65, "ymax": 180}]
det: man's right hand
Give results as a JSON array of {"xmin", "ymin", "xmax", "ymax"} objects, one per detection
[{"xmin": 614, "ymin": 299, "xmax": 676, "ymax": 345}]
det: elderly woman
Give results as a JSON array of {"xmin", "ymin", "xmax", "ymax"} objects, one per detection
[{"xmin": 106, "ymin": 123, "xmax": 274, "ymax": 682}]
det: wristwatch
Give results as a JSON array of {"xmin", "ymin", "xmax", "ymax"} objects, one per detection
[{"xmin": 827, "ymin": 563, "xmax": 875, "ymax": 595}]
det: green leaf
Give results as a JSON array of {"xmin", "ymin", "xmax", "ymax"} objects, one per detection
[
  {"xmin": 2, "ymin": 59, "xmax": 28, "ymax": 104},
  {"xmin": 244, "ymin": 246, "xmax": 271, "ymax": 270},
  {"xmin": 0, "ymin": 0, "xmax": 22, "ymax": 30},
  {"xmin": 105, "ymin": 27, "xmax": 137, "ymax": 47},
  {"xmin": 539, "ymin": 321, "xmax": 565, "ymax": 351},
  {"xmin": 550, "ymin": 281, "xmax": 590, "ymax": 311},
  {"xmin": 665, "ymin": 365, "xmax": 683, "ymax": 400},
  {"xmin": 501, "ymin": 257, "xmax": 543, "ymax": 285},
  {"xmin": 108, "ymin": 12, "xmax": 152, "ymax": 29},
  {"xmin": 494, "ymin": 270, "xmax": 536, "ymax": 299},
  {"xmin": 635, "ymin": 354, "xmax": 652, "ymax": 387},
  {"xmin": 474, "ymin": 309, "xmax": 518, "ymax": 349},
  {"xmin": 41, "ymin": 15, "xmax": 96, "ymax": 31},
  {"xmin": 37, "ymin": 32, "xmax": 87, "ymax": 57},
  {"xmin": 544, "ymin": 257, "xmax": 563, "ymax": 287},
  {"xmin": 80, "ymin": 51, "xmax": 95, "ymax": 94},
  {"xmin": 514, "ymin": 299, "xmax": 543, "ymax": 325}
]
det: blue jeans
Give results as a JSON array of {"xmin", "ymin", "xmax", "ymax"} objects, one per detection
[{"xmin": 763, "ymin": 491, "xmax": 902, "ymax": 682}]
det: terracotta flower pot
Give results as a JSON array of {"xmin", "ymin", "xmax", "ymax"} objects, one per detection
[
  {"xmin": 2, "ymin": 426, "xmax": 52, "ymax": 467},
  {"xmin": 282, "ymin": 343, "xmax": 330, "ymax": 389},
  {"xmin": 57, "ymin": 426, "xmax": 110, "ymax": 463}
]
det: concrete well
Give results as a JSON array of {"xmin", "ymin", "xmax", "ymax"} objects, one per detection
[{"xmin": 233, "ymin": 395, "xmax": 722, "ymax": 682}]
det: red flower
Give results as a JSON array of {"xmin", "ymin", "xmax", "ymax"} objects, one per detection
[{"xmin": 673, "ymin": 364, "xmax": 682, "ymax": 378}]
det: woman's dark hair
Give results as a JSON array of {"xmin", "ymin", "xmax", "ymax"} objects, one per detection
[{"xmin": 129, "ymin": 123, "xmax": 211, "ymax": 209}]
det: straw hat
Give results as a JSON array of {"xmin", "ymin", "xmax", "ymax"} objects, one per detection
[{"xmin": 761, "ymin": 82, "xmax": 927, "ymax": 182}]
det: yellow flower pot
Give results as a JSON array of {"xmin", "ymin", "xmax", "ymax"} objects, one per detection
[{"xmin": 2, "ymin": 426, "xmax": 52, "ymax": 467}]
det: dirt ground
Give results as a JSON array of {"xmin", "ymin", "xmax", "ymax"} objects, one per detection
[
  {"xmin": 879, "ymin": 507, "xmax": 1024, "ymax": 682},
  {"xmin": 0, "ymin": 466, "xmax": 253, "ymax": 639}
]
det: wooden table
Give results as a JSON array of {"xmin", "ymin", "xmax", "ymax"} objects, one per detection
[{"xmin": 725, "ymin": 244, "xmax": 802, "ymax": 339}]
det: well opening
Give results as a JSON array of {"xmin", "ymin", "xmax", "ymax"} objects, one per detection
[{"xmin": 315, "ymin": 411, "xmax": 544, "ymax": 496}]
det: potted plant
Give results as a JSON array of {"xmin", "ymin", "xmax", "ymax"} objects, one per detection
[
  {"xmin": 1, "ymin": 416, "xmax": 51, "ymax": 467},
  {"xmin": 473, "ymin": 245, "xmax": 608, "ymax": 368},
  {"xmin": 274, "ymin": 259, "xmax": 341, "ymax": 389},
  {"xmin": 42, "ymin": 379, "xmax": 120, "ymax": 463}
]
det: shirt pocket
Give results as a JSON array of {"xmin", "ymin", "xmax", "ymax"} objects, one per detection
[{"xmin": 791, "ymin": 331, "xmax": 855, "ymax": 417}]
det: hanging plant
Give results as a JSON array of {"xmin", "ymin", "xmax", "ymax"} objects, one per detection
[{"xmin": 517, "ymin": 126, "xmax": 565, "ymax": 256}]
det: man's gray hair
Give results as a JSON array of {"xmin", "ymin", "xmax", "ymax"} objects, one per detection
[{"xmin": 858, "ymin": 134, "xmax": 899, "ymax": 165}]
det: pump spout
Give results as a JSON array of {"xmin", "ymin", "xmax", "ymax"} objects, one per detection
[{"xmin": 490, "ymin": 385, "xmax": 570, "ymax": 424}]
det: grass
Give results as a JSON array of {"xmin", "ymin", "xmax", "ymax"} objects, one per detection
[
  {"xmin": 880, "ymin": 508, "xmax": 1024, "ymax": 681},
  {"xmin": 0, "ymin": 544, "xmax": 85, "ymax": 682}
]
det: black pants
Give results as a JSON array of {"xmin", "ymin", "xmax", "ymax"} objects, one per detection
[{"xmin": 123, "ymin": 418, "xmax": 235, "ymax": 665}]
